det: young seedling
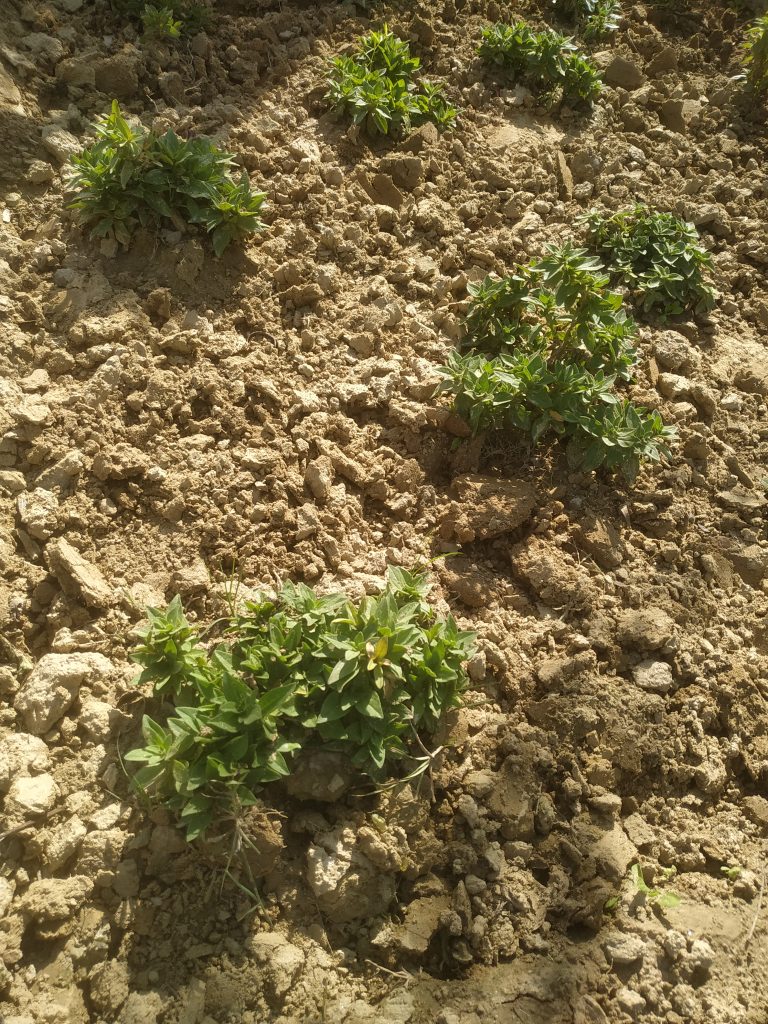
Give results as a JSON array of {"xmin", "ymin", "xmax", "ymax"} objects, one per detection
[
  {"xmin": 140, "ymin": 4, "xmax": 182, "ymax": 39},
  {"xmin": 479, "ymin": 21, "xmax": 602, "ymax": 104},
  {"xmin": 436, "ymin": 242, "xmax": 674, "ymax": 482},
  {"xmin": 630, "ymin": 863, "xmax": 681, "ymax": 909},
  {"xmin": 67, "ymin": 101, "xmax": 267, "ymax": 255},
  {"xmin": 582, "ymin": 205, "xmax": 715, "ymax": 318},
  {"xmin": 125, "ymin": 567, "xmax": 475, "ymax": 840},
  {"xmin": 721, "ymin": 864, "xmax": 742, "ymax": 882},
  {"xmin": 326, "ymin": 25, "xmax": 457, "ymax": 136},
  {"xmin": 740, "ymin": 14, "xmax": 768, "ymax": 95},
  {"xmin": 553, "ymin": 0, "xmax": 622, "ymax": 41},
  {"xmin": 113, "ymin": 0, "xmax": 210, "ymax": 36}
]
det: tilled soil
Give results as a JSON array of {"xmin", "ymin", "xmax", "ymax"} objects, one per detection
[{"xmin": 1, "ymin": 0, "xmax": 768, "ymax": 1021}]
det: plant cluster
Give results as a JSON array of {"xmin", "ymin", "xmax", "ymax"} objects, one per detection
[
  {"xmin": 582, "ymin": 205, "xmax": 716, "ymax": 317},
  {"xmin": 741, "ymin": 14, "xmax": 768, "ymax": 95},
  {"xmin": 113, "ymin": 0, "xmax": 210, "ymax": 37},
  {"xmin": 479, "ymin": 21, "xmax": 602, "ymax": 104},
  {"xmin": 436, "ymin": 243, "xmax": 675, "ymax": 480},
  {"xmin": 68, "ymin": 101, "xmax": 267, "ymax": 256},
  {"xmin": 553, "ymin": 0, "xmax": 622, "ymax": 42},
  {"xmin": 126, "ymin": 568, "xmax": 475, "ymax": 839},
  {"xmin": 326, "ymin": 25, "xmax": 456, "ymax": 136}
]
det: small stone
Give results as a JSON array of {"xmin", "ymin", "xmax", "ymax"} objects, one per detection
[
  {"xmin": 304, "ymin": 456, "xmax": 334, "ymax": 501},
  {"xmin": 0, "ymin": 732, "xmax": 50, "ymax": 790},
  {"xmin": 41, "ymin": 124, "xmax": 80, "ymax": 164},
  {"xmin": 20, "ymin": 875, "xmax": 93, "ymax": 922},
  {"xmin": 743, "ymin": 795, "xmax": 768, "ymax": 832},
  {"xmin": 79, "ymin": 697, "xmax": 115, "ymax": 741},
  {"xmin": 602, "ymin": 932, "xmax": 646, "ymax": 966},
  {"xmin": 47, "ymin": 537, "xmax": 113, "ymax": 608},
  {"xmin": 617, "ymin": 608, "xmax": 675, "ymax": 651},
  {"xmin": 616, "ymin": 988, "xmax": 646, "ymax": 1015},
  {"xmin": 605, "ymin": 55, "xmax": 646, "ymax": 90},
  {"xmin": 687, "ymin": 938, "xmax": 715, "ymax": 976},
  {"xmin": 632, "ymin": 659, "xmax": 674, "ymax": 693},
  {"xmin": 14, "ymin": 652, "xmax": 112, "ymax": 735},
  {"xmin": 5, "ymin": 773, "xmax": 58, "ymax": 819}
]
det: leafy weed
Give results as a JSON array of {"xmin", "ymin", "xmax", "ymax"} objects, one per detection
[
  {"xmin": 435, "ymin": 242, "xmax": 675, "ymax": 481},
  {"xmin": 125, "ymin": 567, "xmax": 475, "ymax": 840},
  {"xmin": 582, "ymin": 205, "xmax": 716, "ymax": 318},
  {"xmin": 479, "ymin": 21, "xmax": 602, "ymax": 104},
  {"xmin": 326, "ymin": 25, "xmax": 457, "ymax": 136},
  {"xmin": 67, "ymin": 100, "xmax": 267, "ymax": 256}
]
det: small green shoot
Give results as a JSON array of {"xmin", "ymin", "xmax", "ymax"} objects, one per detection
[
  {"xmin": 140, "ymin": 4, "xmax": 182, "ymax": 39},
  {"xmin": 326, "ymin": 25, "xmax": 457, "ymax": 136},
  {"xmin": 631, "ymin": 862, "xmax": 681, "ymax": 909},
  {"xmin": 721, "ymin": 865, "xmax": 742, "ymax": 882},
  {"xmin": 553, "ymin": 0, "xmax": 622, "ymax": 41}
]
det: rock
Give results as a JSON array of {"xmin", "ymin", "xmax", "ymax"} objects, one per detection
[
  {"xmin": 373, "ymin": 895, "xmax": 449, "ymax": 956},
  {"xmin": 88, "ymin": 960, "xmax": 130, "ymax": 1017},
  {"xmin": 94, "ymin": 51, "xmax": 140, "ymax": 99},
  {"xmin": 41, "ymin": 124, "xmax": 80, "ymax": 164},
  {"xmin": 687, "ymin": 938, "xmax": 715, "ymax": 976},
  {"xmin": 19, "ymin": 876, "xmax": 92, "ymax": 922},
  {"xmin": 79, "ymin": 697, "xmax": 115, "ymax": 741},
  {"xmin": 283, "ymin": 750, "xmax": 352, "ymax": 802},
  {"xmin": 0, "ymin": 732, "xmax": 50, "ymax": 791},
  {"xmin": 717, "ymin": 489, "xmax": 765, "ymax": 516},
  {"xmin": 632, "ymin": 659, "xmax": 674, "ymax": 694},
  {"xmin": 743, "ymin": 795, "xmax": 768, "ymax": 832},
  {"xmin": 118, "ymin": 991, "xmax": 165, "ymax": 1024},
  {"xmin": 616, "ymin": 988, "xmax": 646, "ymax": 1015},
  {"xmin": 602, "ymin": 932, "xmax": 646, "ymax": 966},
  {"xmin": 617, "ymin": 608, "xmax": 675, "ymax": 652},
  {"xmin": 246, "ymin": 933, "xmax": 305, "ymax": 1004},
  {"xmin": 646, "ymin": 46, "xmax": 678, "ymax": 77},
  {"xmin": 510, "ymin": 537, "xmax": 596, "ymax": 611},
  {"xmin": 605, "ymin": 56, "xmax": 646, "ymax": 90},
  {"xmin": 0, "ymin": 877, "xmax": 13, "ymax": 917},
  {"xmin": 0, "ymin": 65, "xmax": 24, "ymax": 113},
  {"xmin": 486, "ymin": 752, "xmax": 540, "ymax": 841},
  {"xmin": 4, "ymin": 773, "xmax": 58, "ymax": 819},
  {"xmin": 17, "ymin": 488, "xmax": 59, "ymax": 540},
  {"xmin": 92, "ymin": 443, "xmax": 149, "ymax": 480},
  {"xmin": 169, "ymin": 560, "xmax": 210, "ymax": 598},
  {"xmin": 40, "ymin": 816, "xmax": 87, "ymax": 871},
  {"xmin": 304, "ymin": 456, "xmax": 334, "ymax": 501},
  {"xmin": 56, "ymin": 53, "xmax": 96, "ymax": 87},
  {"xmin": 112, "ymin": 859, "xmax": 140, "ymax": 898},
  {"xmin": 572, "ymin": 515, "xmax": 624, "ymax": 569},
  {"xmin": 14, "ymin": 651, "xmax": 112, "ymax": 735},
  {"xmin": 439, "ymin": 474, "xmax": 537, "ymax": 543},
  {"xmin": 47, "ymin": 537, "xmax": 113, "ymax": 608},
  {"xmin": 307, "ymin": 825, "xmax": 397, "ymax": 923},
  {"xmin": 654, "ymin": 331, "xmax": 698, "ymax": 374}
]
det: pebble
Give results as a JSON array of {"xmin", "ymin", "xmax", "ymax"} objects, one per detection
[{"xmin": 602, "ymin": 932, "xmax": 646, "ymax": 966}]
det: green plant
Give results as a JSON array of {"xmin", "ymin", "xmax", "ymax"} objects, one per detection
[
  {"xmin": 140, "ymin": 4, "xmax": 182, "ymax": 39},
  {"xmin": 582, "ymin": 206, "xmax": 716, "ymax": 318},
  {"xmin": 435, "ymin": 243, "xmax": 675, "ymax": 481},
  {"xmin": 113, "ymin": 0, "xmax": 210, "ymax": 35},
  {"xmin": 326, "ymin": 25, "xmax": 457, "ymax": 136},
  {"xmin": 630, "ymin": 863, "xmax": 680, "ymax": 908},
  {"xmin": 741, "ymin": 14, "xmax": 768, "ymax": 95},
  {"xmin": 67, "ymin": 101, "xmax": 267, "ymax": 256},
  {"xmin": 721, "ymin": 864, "xmax": 742, "ymax": 881},
  {"xmin": 479, "ymin": 21, "xmax": 602, "ymax": 104},
  {"xmin": 125, "ymin": 567, "xmax": 475, "ymax": 839},
  {"xmin": 553, "ymin": 0, "xmax": 621, "ymax": 41}
]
